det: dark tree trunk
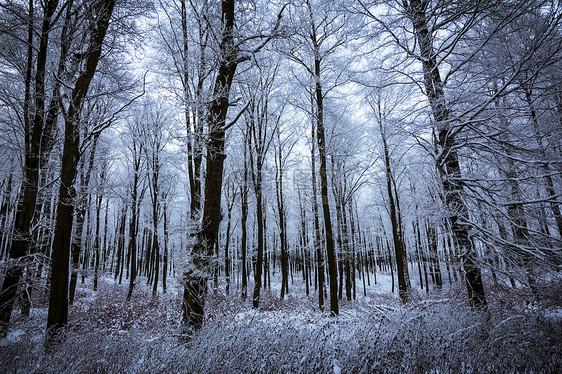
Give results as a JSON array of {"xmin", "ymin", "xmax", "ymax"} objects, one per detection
[
  {"xmin": 149, "ymin": 152, "xmax": 160, "ymax": 296},
  {"xmin": 70, "ymin": 134, "xmax": 100, "ymax": 304},
  {"xmin": 249, "ymin": 122, "xmax": 265, "ymax": 308},
  {"xmin": 310, "ymin": 111, "xmax": 324, "ymax": 309},
  {"xmin": 46, "ymin": 0, "xmax": 116, "ymax": 344},
  {"xmin": 298, "ymin": 188, "xmax": 310, "ymax": 297},
  {"xmin": 115, "ymin": 206, "xmax": 127, "ymax": 282},
  {"xmin": 163, "ymin": 204, "xmax": 169, "ymax": 293},
  {"xmin": 387, "ymin": 238, "xmax": 395, "ymax": 294},
  {"xmin": 180, "ymin": 0, "xmax": 204, "ymax": 219},
  {"xmin": 331, "ymin": 170, "xmax": 347, "ymax": 302},
  {"xmin": 308, "ymin": 3, "xmax": 338, "ymax": 315},
  {"xmin": 102, "ymin": 200, "xmax": 109, "ymax": 271},
  {"xmin": 224, "ymin": 198, "xmax": 234, "ymax": 295},
  {"xmin": 427, "ymin": 223, "xmax": 442, "ymax": 289},
  {"xmin": 240, "ymin": 142, "xmax": 249, "ymax": 301},
  {"xmin": 152, "ymin": 233, "xmax": 160, "ymax": 295},
  {"xmin": 407, "ymin": 0, "xmax": 486, "ymax": 308},
  {"xmin": 182, "ymin": 0, "xmax": 239, "ymax": 331},
  {"xmin": 276, "ymin": 130, "xmax": 289, "ymax": 299},
  {"xmin": 127, "ymin": 151, "xmax": 141, "ymax": 300},
  {"xmin": 341, "ymin": 200, "xmax": 352, "ymax": 301},
  {"xmin": 380, "ymin": 117, "xmax": 410, "ymax": 303},
  {"xmin": 0, "ymin": 0, "xmax": 61, "ymax": 337},
  {"xmin": 413, "ymin": 218, "xmax": 424, "ymax": 290},
  {"xmin": 93, "ymin": 191, "xmax": 103, "ymax": 292}
]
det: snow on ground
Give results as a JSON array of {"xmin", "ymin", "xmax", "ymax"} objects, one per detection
[{"xmin": 0, "ymin": 270, "xmax": 561, "ymax": 373}]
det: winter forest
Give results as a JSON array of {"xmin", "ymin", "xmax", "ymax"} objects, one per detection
[{"xmin": 0, "ymin": 0, "xmax": 561, "ymax": 372}]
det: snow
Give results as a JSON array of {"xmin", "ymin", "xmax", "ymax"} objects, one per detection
[
  {"xmin": 333, "ymin": 358, "xmax": 341, "ymax": 374},
  {"xmin": 0, "ymin": 271, "xmax": 560, "ymax": 373},
  {"xmin": 546, "ymin": 308, "xmax": 562, "ymax": 320},
  {"xmin": 0, "ymin": 329, "xmax": 25, "ymax": 346}
]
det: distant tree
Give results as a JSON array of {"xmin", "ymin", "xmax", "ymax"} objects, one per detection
[
  {"xmin": 364, "ymin": 82, "xmax": 411, "ymax": 302},
  {"xmin": 125, "ymin": 117, "xmax": 146, "ymax": 300},
  {"xmin": 242, "ymin": 64, "xmax": 279, "ymax": 308},
  {"xmin": 283, "ymin": 0, "xmax": 349, "ymax": 316},
  {"xmin": 139, "ymin": 100, "xmax": 170, "ymax": 295}
]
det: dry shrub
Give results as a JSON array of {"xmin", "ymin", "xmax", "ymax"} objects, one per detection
[
  {"xmin": 2, "ymin": 274, "xmax": 561, "ymax": 373},
  {"xmin": 2, "ymin": 297, "xmax": 561, "ymax": 373}
]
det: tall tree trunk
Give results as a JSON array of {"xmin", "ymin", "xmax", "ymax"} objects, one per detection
[
  {"xmin": 115, "ymin": 206, "xmax": 127, "ymax": 282},
  {"xmin": 240, "ymin": 141, "xmax": 249, "ymax": 301},
  {"xmin": 182, "ymin": 0, "xmax": 239, "ymax": 331},
  {"xmin": 249, "ymin": 134, "xmax": 264, "ymax": 308},
  {"xmin": 180, "ymin": 0, "xmax": 203, "ymax": 219},
  {"xmin": 341, "ymin": 201, "xmax": 352, "ymax": 301},
  {"xmin": 310, "ymin": 108, "xmax": 324, "ymax": 309},
  {"xmin": 152, "ymin": 233, "xmax": 160, "ymax": 295},
  {"xmin": 163, "ymin": 204, "xmax": 169, "ymax": 293},
  {"xmin": 149, "ymin": 151, "xmax": 160, "ymax": 296},
  {"xmin": 46, "ymin": 0, "xmax": 116, "ymax": 344},
  {"xmin": 70, "ymin": 134, "xmax": 100, "ymax": 304},
  {"xmin": 331, "ymin": 166, "xmax": 348, "ymax": 302},
  {"xmin": 276, "ymin": 129, "xmax": 289, "ymax": 299},
  {"xmin": 407, "ymin": 0, "xmax": 486, "ymax": 308},
  {"xmin": 524, "ymin": 88, "xmax": 562, "ymax": 238},
  {"xmin": 93, "ymin": 190, "xmax": 103, "ymax": 292},
  {"xmin": 127, "ymin": 155, "xmax": 141, "ymax": 300},
  {"xmin": 224, "ymin": 198, "xmax": 234, "ymax": 295},
  {"xmin": 0, "ymin": 0, "xmax": 59, "ymax": 337},
  {"xmin": 102, "ymin": 199, "xmax": 109, "ymax": 271},
  {"xmin": 427, "ymin": 222, "xmax": 442, "ymax": 290},
  {"xmin": 308, "ymin": 3, "xmax": 338, "ymax": 316},
  {"xmin": 379, "ymin": 117, "xmax": 410, "ymax": 302},
  {"xmin": 413, "ymin": 216, "xmax": 424, "ymax": 290},
  {"xmin": 298, "ymin": 188, "xmax": 310, "ymax": 297}
]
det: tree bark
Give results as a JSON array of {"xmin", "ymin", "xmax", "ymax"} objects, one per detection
[
  {"xmin": 224, "ymin": 197, "xmax": 234, "ymax": 295},
  {"xmin": 0, "ymin": 0, "xmax": 59, "ymax": 337},
  {"xmin": 276, "ymin": 129, "xmax": 289, "ymax": 299},
  {"xmin": 310, "ymin": 109, "xmax": 325, "ymax": 309},
  {"xmin": 406, "ymin": 0, "xmax": 486, "ymax": 307},
  {"xmin": 93, "ymin": 181, "xmax": 104, "ymax": 292},
  {"xmin": 240, "ymin": 139, "xmax": 249, "ymax": 301},
  {"xmin": 427, "ymin": 223, "xmax": 442, "ymax": 289},
  {"xmin": 307, "ymin": 1, "xmax": 338, "ymax": 316},
  {"xmin": 378, "ymin": 153, "xmax": 406, "ymax": 296},
  {"xmin": 127, "ymin": 143, "xmax": 142, "ymax": 300},
  {"xmin": 163, "ymin": 204, "xmax": 169, "ymax": 293},
  {"xmin": 69, "ymin": 134, "xmax": 100, "ymax": 304},
  {"xmin": 182, "ymin": 0, "xmax": 239, "ymax": 331},
  {"xmin": 46, "ymin": 0, "xmax": 116, "ymax": 344}
]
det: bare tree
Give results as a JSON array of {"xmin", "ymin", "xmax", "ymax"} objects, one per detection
[
  {"xmin": 46, "ymin": 0, "xmax": 117, "ymax": 344},
  {"xmin": 181, "ymin": 0, "xmax": 285, "ymax": 330}
]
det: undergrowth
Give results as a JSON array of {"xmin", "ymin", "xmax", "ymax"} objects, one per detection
[{"xmin": 1, "ymin": 276, "xmax": 561, "ymax": 373}]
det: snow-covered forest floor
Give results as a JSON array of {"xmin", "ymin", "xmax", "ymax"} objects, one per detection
[{"xmin": 1, "ymin": 271, "xmax": 561, "ymax": 373}]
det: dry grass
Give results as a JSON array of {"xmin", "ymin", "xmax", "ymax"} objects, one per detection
[{"xmin": 1, "ymin": 272, "xmax": 561, "ymax": 373}]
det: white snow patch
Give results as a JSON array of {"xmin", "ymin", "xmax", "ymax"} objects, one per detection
[
  {"xmin": 333, "ymin": 358, "xmax": 341, "ymax": 374},
  {"xmin": 546, "ymin": 308, "xmax": 562, "ymax": 319},
  {"xmin": 0, "ymin": 329, "xmax": 25, "ymax": 346}
]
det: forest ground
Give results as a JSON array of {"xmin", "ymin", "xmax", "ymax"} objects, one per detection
[{"xmin": 1, "ymin": 268, "xmax": 561, "ymax": 373}]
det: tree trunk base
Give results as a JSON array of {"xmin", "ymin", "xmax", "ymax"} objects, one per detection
[
  {"xmin": 44, "ymin": 324, "xmax": 66, "ymax": 351},
  {"xmin": 0, "ymin": 265, "xmax": 23, "ymax": 337},
  {"xmin": 181, "ymin": 273, "xmax": 207, "ymax": 335}
]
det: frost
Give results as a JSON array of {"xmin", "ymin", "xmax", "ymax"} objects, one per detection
[
  {"xmin": 332, "ymin": 358, "xmax": 341, "ymax": 374},
  {"xmin": 0, "ymin": 274, "xmax": 560, "ymax": 373}
]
